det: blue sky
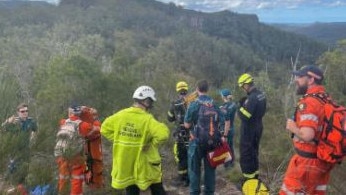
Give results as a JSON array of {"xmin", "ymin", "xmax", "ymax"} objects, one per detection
[{"xmin": 156, "ymin": 0, "xmax": 346, "ymax": 23}]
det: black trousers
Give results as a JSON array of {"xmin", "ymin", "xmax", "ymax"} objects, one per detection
[
  {"xmin": 176, "ymin": 141, "xmax": 188, "ymax": 176},
  {"xmin": 125, "ymin": 183, "xmax": 166, "ymax": 195},
  {"xmin": 239, "ymin": 123, "xmax": 263, "ymax": 177}
]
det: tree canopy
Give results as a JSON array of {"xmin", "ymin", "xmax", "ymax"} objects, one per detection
[{"xmin": 0, "ymin": 0, "xmax": 345, "ymax": 193}]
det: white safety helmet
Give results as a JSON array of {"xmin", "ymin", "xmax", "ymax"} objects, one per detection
[{"xmin": 132, "ymin": 86, "xmax": 157, "ymax": 101}]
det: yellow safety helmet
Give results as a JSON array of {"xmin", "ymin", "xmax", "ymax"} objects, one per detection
[
  {"xmin": 242, "ymin": 179, "xmax": 269, "ymax": 195},
  {"xmin": 238, "ymin": 73, "xmax": 254, "ymax": 87},
  {"xmin": 176, "ymin": 81, "xmax": 188, "ymax": 92}
]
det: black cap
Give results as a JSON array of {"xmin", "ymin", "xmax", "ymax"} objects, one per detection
[
  {"xmin": 69, "ymin": 103, "xmax": 82, "ymax": 114},
  {"xmin": 292, "ymin": 65, "xmax": 324, "ymax": 81}
]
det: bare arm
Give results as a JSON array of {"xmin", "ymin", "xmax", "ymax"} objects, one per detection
[
  {"xmin": 224, "ymin": 120, "xmax": 230, "ymax": 136},
  {"xmin": 286, "ymin": 119, "xmax": 315, "ymax": 142}
]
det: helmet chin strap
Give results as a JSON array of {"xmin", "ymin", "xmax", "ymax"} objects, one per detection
[
  {"xmin": 146, "ymin": 99, "xmax": 154, "ymax": 110},
  {"xmin": 137, "ymin": 98, "xmax": 154, "ymax": 110},
  {"xmin": 138, "ymin": 101, "xmax": 149, "ymax": 110}
]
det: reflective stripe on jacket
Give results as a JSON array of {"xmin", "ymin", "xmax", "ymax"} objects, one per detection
[
  {"xmin": 293, "ymin": 86, "xmax": 325, "ymax": 154},
  {"xmin": 101, "ymin": 107, "xmax": 169, "ymax": 190}
]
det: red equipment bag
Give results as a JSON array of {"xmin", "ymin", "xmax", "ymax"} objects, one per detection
[{"xmin": 207, "ymin": 141, "xmax": 233, "ymax": 168}]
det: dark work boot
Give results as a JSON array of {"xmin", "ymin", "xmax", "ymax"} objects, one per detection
[
  {"xmin": 171, "ymin": 175, "xmax": 185, "ymax": 187},
  {"xmin": 182, "ymin": 174, "xmax": 189, "ymax": 187},
  {"xmin": 236, "ymin": 174, "xmax": 259, "ymax": 191},
  {"xmin": 235, "ymin": 177, "xmax": 247, "ymax": 191}
]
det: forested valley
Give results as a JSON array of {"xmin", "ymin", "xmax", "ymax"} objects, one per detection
[{"xmin": 0, "ymin": 0, "xmax": 346, "ymax": 194}]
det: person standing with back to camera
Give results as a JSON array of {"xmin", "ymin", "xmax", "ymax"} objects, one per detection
[
  {"xmin": 219, "ymin": 88, "xmax": 237, "ymax": 169},
  {"xmin": 55, "ymin": 105, "xmax": 95, "ymax": 195},
  {"xmin": 101, "ymin": 85, "xmax": 169, "ymax": 195},
  {"xmin": 184, "ymin": 80, "xmax": 227, "ymax": 195}
]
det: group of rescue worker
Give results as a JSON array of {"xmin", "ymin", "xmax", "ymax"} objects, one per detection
[
  {"xmin": 167, "ymin": 81, "xmax": 238, "ymax": 188},
  {"xmin": 168, "ymin": 65, "xmax": 335, "ymax": 195},
  {"xmin": 1, "ymin": 104, "xmax": 104, "ymax": 195},
  {"xmin": 166, "ymin": 66, "xmax": 336, "ymax": 195},
  {"xmin": 55, "ymin": 105, "xmax": 104, "ymax": 194},
  {"xmin": 1, "ymin": 65, "xmax": 337, "ymax": 195},
  {"xmin": 167, "ymin": 75, "xmax": 266, "ymax": 194}
]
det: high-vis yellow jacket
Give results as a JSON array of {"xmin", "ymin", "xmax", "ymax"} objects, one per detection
[{"xmin": 101, "ymin": 107, "xmax": 169, "ymax": 190}]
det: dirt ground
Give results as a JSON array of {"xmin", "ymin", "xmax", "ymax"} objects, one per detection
[
  {"xmin": 163, "ymin": 175, "xmax": 242, "ymax": 195},
  {"xmin": 162, "ymin": 167, "xmax": 243, "ymax": 195},
  {"xmin": 157, "ymin": 146, "xmax": 243, "ymax": 195},
  {"xmin": 0, "ymin": 142, "xmax": 244, "ymax": 195}
]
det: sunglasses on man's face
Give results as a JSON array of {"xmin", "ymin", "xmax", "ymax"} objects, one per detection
[
  {"xmin": 179, "ymin": 91, "xmax": 187, "ymax": 96},
  {"xmin": 19, "ymin": 110, "xmax": 29, "ymax": 113}
]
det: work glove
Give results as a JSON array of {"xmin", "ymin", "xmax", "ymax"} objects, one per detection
[{"xmin": 238, "ymin": 96, "xmax": 247, "ymax": 107}]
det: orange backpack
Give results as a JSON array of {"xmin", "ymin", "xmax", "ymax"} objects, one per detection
[{"xmin": 305, "ymin": 93, "xmax": 346, "ymax": 164}]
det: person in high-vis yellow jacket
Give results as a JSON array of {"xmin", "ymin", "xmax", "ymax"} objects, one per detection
[{"xmin": 101, "ymin": 85, "xmax": 170, "ymax": 195}]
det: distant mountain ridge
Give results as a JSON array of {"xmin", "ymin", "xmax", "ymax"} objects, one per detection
[
  {"xmin": 271, "ymin": 22, "xmax": 346, "ymax": 45},
  {"xmin": 0, "ymin": 0, "xmax": 328, "ymax": 67},
  {"xmin": 0, "ymin": 0, "xmax": 50, "ymax": 8},
  {"xmin": 111, "ymin": 0, "xmax": 327, "ymax": 65}
]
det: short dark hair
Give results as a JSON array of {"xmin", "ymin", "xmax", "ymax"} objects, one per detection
[{"xmin": 196, "ymin": 80, "xmax": 209, "ymax": 93}]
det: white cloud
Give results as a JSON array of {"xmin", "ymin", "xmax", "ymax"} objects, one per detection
[
  {"xmin": 328, "ymin": 0, "xmax": 346, "ymax": 7},
  {"xmin": 256, "ymin": 2, "xmax": 273, "ymax": 9},
  {"xmin": 43, "ymin": 0, "xmax": 59, "ymax": 4},
  {"xmin": 166, "ymin": 0, "xmax": 187, "ymax": 7},
  {"xmin": 157, "ymin": 0, "xmax": 346, "ymax": 12},
  {"xmin": 27, "ymin": 0, "xmax": 59, "ymax": 4},
  {"xmin": 14, "ymin": 0, "xmax": 346, "ymax": 10}
]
